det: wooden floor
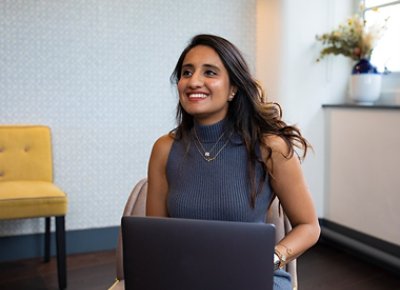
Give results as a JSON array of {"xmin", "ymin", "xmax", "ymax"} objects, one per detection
[
  {"xmin": 0, "ymin": 242, "xmax": 399, "ymax": 290},
  {"xmin": 298, "ymin": 242, "xmax": 400, "ymax": 289}
]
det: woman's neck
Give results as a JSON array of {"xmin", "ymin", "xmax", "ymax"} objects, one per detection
[{"xmin": 193, "ymin": 118, "xmax": 227, "ymax": 143}]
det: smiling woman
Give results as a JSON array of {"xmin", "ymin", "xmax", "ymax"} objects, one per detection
[
  {"xmin": 177, "ymin": 45, "xmax": 236, "ymax": 125},
  {"xmin": 146, "ymin": 34, "xmax": 320, "ymax": 290}
]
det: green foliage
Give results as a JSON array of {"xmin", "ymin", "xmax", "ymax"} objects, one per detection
[{"xmin": 316, "ymin": 12, "xmax": 387, "ymax": 62}]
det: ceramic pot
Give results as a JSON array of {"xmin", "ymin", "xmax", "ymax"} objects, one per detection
[{"xmin": 349, "ymin": 59, "xmax": 382, "ymax": 103}]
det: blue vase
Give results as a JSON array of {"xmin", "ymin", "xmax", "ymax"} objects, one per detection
[{"xmin": 352, "ymin": 58, "xmax": 378, "ymax": 74}]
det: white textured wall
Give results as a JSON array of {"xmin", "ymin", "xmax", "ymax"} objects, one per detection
[{"xmin": 0, "ymin": 0, "xmax": 256, "ymax": 236}]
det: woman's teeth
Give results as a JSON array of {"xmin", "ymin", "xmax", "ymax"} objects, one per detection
[{"xmin": 189, "ymin": 93, "xmax": 208, "ymax": 99}]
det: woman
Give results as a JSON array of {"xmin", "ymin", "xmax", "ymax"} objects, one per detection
[{"xmin": 146, "ymin": 34, "xmax": 320, "ymax": 289}]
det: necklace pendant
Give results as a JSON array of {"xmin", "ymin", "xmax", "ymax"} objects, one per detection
[{"xmin": 204, "ymin": 152, "xmax": 210, "ymax": 157}]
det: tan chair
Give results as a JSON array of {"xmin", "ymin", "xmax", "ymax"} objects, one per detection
[
  {"xmin": 109, "ymin": 178, "xmax": 297, "ymax": 290},
  {"xmin": 0, "ymin": 125, "xmax": 68, "ymax": 290}
]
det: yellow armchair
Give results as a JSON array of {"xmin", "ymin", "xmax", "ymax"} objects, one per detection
[{"xmin": 0, "ymin": 125, "xmax": 68, "ymax": 290}]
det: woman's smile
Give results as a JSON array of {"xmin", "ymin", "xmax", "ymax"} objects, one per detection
[{"xmin": 187, "ymin": 92, "xmax": 209, "ymax": 100}]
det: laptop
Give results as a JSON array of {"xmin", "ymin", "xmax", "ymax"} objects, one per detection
[{"xmin": 121, "ymin": 216, "xmax": 275, "ymax": 290}]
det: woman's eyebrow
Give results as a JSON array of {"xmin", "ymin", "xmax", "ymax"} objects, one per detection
[
  {"xmin": 203, "ymin": 64, "xmax": 220, "ymax": 71},
  {"xmin": 182, "ymin": 63, "xmax": 221, "ymax": 70},
  {"xmin": 182, "ymin": 63, "xmax": 194, "ymax": 69}
]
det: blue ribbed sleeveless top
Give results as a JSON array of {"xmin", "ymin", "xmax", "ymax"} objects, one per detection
[{"xmin": 166, "ymin": 119, "xmax": 271, "ymax": 222}]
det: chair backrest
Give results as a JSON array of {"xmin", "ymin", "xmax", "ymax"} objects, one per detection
[
  {"xmin": 116, "ymin": 178, "xmax": 148, "ymax": 279},
  {"xmin": 0, "ymin": 125, "xmax": 53, "ymax": 182},
  {"xmin": 116, "ymin": 178, "xmax": 297, "ymax": 289}
]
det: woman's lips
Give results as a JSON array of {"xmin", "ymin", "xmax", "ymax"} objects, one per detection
[{"xmin": 188, "ymin": 93, "xmax": 209, "ymax": 100}]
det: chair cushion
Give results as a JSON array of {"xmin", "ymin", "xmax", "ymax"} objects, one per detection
[{"xmin": 0, "ymin": 181, "xmax": 67, "ymax": 219}]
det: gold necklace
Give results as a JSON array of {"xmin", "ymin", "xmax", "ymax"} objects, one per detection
[{"xmin": 193, "ymin": 128, "xmax": 232, "ymax": 162}]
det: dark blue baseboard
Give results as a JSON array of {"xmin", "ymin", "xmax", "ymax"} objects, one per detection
[{"xmin": 0, "ymin": 226, "xmax": 119, "ymax": 262}]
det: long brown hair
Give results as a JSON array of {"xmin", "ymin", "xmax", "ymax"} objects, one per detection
[{"xmin": 170, "ymin": 34, "xmax": 310, "ymax": 207}]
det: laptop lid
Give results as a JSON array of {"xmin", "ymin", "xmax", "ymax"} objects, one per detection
[{"xmin": 121, "ymin": 216, "xmax": 275, "ymax": 290}]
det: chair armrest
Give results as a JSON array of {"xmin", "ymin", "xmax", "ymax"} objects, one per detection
[{"xmin": 108, "ymin": 279, "xmax": 125, "ymax": 290}]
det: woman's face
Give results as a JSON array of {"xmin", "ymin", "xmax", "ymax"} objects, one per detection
[{"xmin": 177, "ymin": 45, "xmax": 236, "ymax": 125}]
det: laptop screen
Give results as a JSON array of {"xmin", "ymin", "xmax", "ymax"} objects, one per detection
[{"xmin": 122, "ymin": 216, "xmax": 275, "ymax": 290}]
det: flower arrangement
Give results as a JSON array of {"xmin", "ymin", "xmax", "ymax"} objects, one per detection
[{"xmin": 316, "ymin": 9, "xmax": 387, "ymax": 62}]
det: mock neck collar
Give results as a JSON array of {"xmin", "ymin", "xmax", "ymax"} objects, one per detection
[
  {"xmin": 193, "ymin": 119, "xmax": 226, "ymax": 143},
  {"xmin": 192, "ymin": 119, "xmax": 242, "ymax": 144}
]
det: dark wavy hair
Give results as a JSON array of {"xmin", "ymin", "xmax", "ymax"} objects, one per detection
[{"xmin": 170, "ymin": 34, "xmax": 310, "ymax": 206}]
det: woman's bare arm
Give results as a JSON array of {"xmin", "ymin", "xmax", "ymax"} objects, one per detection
[
  {"xmin": 146, "ymin": 134, "xmax": 174, "ymax": 217},
  {"xmin": 263, "ymin": 135, "xmax": 320, "ymax": 265}
]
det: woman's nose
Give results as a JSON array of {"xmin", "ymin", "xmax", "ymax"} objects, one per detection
[{"xmin": 187, "ymin": 72, "xmax": 203, "ymax": 88}]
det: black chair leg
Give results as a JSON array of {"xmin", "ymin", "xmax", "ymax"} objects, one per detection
[
  {"xmin": 56, "ymin": 216, "xmax": 67, "ymax": 290},
  {"xmin": 44, "ymin": 217, "xmax": 51, "ymax": 262}
]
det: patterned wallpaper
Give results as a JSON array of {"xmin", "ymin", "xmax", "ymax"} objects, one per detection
[{"xmin": 0, "ymin": 0, "xmax": 256, "ymax": 236}]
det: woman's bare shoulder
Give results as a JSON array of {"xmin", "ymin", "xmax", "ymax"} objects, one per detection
[
  {"xmin": 152, "ymin": 133, "xmax": 175, "ymax": 154},
  {"xmin": 261, "ymin": 134, "xmax": 290, "ymax": 156},
  {"xmin": 155, "ymin": 133, "xmax": 175, "ymax": 144}
]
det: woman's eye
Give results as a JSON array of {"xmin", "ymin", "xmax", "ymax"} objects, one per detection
[
  {"xmin": 205, "ymin": 70, "xmax": 217, "ymax": 76},
  {"xmin": 181, "ymin": 70, "xmax": 192, "ymax": 77}
]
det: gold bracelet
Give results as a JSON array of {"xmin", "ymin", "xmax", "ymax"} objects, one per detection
[{"xmin": 274, "ymin": 248, "xmax": 287, "ymax": 269}]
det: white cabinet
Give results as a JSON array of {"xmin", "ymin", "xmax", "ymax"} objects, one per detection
[{"xmin": 324, "ymin": 106, "xmax": 400, "ymax": 246}]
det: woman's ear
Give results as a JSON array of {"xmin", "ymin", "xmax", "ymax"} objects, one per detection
[{"xmin": 228, "ymin": 87, "xmax": 238, "ymax": 101}]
